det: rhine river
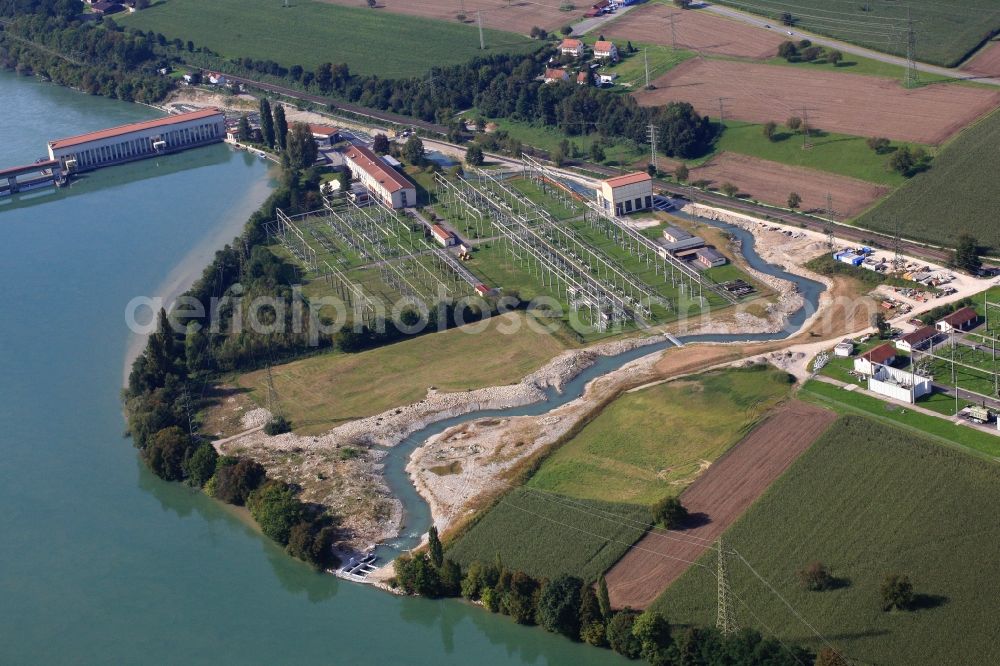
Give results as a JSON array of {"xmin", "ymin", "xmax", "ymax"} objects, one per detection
[{"xmin": 0, "ymin": 72, "xmax": 625, "ymax": 664}]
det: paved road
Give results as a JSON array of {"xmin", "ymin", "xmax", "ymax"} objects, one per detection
[
  {"xmin": 571, "ymin": 4, "xmax": 638, "ymax": 36},
  {"xmin": 702, "ymin": 2, "xmax": 1000, "ymax": 86}
]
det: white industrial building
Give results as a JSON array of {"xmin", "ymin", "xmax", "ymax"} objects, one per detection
[
  {"xmin": 868, "ymin": 364, "xmax": 932, "ymax": 404},
  {"xmin": 597, "ymin": 172, "xmax": 653, "ymax": 216},
  {"xmin": 662, "ymin": 226, "xmax": 705, "ymax": 252},
  {"xmin": 47, "ymin": 108, "xmax": 225, "ymax": 172},
  {"xmin": 342, "ymin": 144, "xmax": 416, "ymax": 209},
  {"xmin": 853, "ymin": 343, "xmax": 896, "ymax": 376}
]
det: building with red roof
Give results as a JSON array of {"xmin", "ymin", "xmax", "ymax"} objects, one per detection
[
  {"xmin": 342, "ymin": 144, "xmax": 416, "ymax": 209},
  {"xmin": 935, "ymin": 306, "xmax": 978, "ymax": 333},
  {"xmin": 597, "ymin": 172, "xmax": 653, "ymax": 216},
  {"xmin": 47, "ymin": 108, "xmax": 225, "ymax": 172},
  {"xmin": 593, "ymin": 40, "xmax": 619, "ymax": 61},
  {"xmin": 560, "ymin": 39, "xmax": 585, "ymax": 57},
  {"xmin": 853, "ymin": 343, "xmax": 897, "ymax": 376}
]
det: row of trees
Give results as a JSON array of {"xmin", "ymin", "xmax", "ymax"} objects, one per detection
[{"xmin": 395, "ymin": 549, "xmax": 813, "ymax": 665}]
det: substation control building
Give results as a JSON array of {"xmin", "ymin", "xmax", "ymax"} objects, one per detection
[
  {"xmin": 342, "ymin": 144, "xmax": 416, "ymax": 209},
  {"xmin": 597, "ymin": 172, "xmax": 653, "ymax": 216},
  {"xmin": 47, "ymin": 108, "xmax": 226, "ymax": 172}
]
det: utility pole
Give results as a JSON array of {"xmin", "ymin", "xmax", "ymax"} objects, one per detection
[
  {"xmin": 825, "ymin": 192, "xmax": 835, "ymax": 218},
  {"xmin": 716, "ymin": 539, "xmax": 738, "ymax": 637},
  {"xmin": 648, "ymin": 124, "xmax": 658, "ymax": 171},
  {"xmin": 904, "ymin": 8, "xmax": 919, "ymax": 88},
  {"xmin": 644, "ymin": 49, "xmax": 651, "ymax": 89},
  {"xmin": 477, "ymin": 11, "xmax": 485, "ymax": 50},
  {"xmin": 669, "ymin": 11, "xmax": 677, "ymax": 50},
  {"xmin": 892, "ymin": 218, "xmax": 903, "ymax": 271}
]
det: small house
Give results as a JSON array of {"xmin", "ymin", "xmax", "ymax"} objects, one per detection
[
  {"xmin": 560, "ymin": 39, "xmax": 586, "ymax": 58},
  {"xmin": 935, "ymin": 306, "xmax": 978, "ymax": 334},
  {"xmin": 544, "ymin": 68, "xmax": 570, "ymax": 84},
  {"xmin": 307, "ymin": 124, "xmax": 340, "ymax": 147},
  {"xmin": 895, "ymin": 325, "xmax": 937, "ymax": 352},
  {"xmin": 577, "ymin": 71, "xmax": 590, "ymax": 86},
  {"xmin": 833, "ymin": 340, "xmax": 854, "ymax": 357},
  {"xmin": 593, "ymin": 40, "xmax": 619, "ymax": 61},
  {"xmin": 430, "ymin": 224, "xmax": 456, "ymax": 247},
  {"xmin": 661, "ymin": 226, "xmax": 705, "ymax": 252},
  {"xmin": 853, "ymin": 343, "xmax": 896, "ymax": 376},
  {"xmin": 695, "ymin": 247, "xmax": 727, "ymax": 268},
  {"xmin": 598, "ymin": 73, "xmax": 618, "ymax": 86}
]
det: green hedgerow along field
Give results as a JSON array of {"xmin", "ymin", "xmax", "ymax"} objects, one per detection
[
  {"xmin": 854, "ymin": 107, "xmax": 1000, "ymax": 254},
  {"xmin": 446, "ymin": 366, "xmax": 795, "ymax": 582},
  {"xmin": 121, "ymin": 0, "xmax": 539, "ymax": 78},
  {"xmin": 651, "ymin": 415, "xmax": 1000, "ymax": 665},
  {"xmin": 715, "ymin": 0, "xmax": 1000, "ymax": 67}
]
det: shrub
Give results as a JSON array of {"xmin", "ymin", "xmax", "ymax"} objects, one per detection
[
  {"xmin": 264, "ymin": 415, "xmax": 291, "ymax": 436},
  {"xmin": 212, "ymin": 457, "xmax": 266, "ymax": 505},
  {"xmin": 606, "ymin": 609, "xmax": 643, "ymax": 658},
  {"xmin": 881, "ymin": 573, "xmax": 914, "ymax": 611},
  {"xmin": 183, "ymin": 441, "xmax": 218, "ymax": 487},
  {"xmin": 798, "ymin": 561, "xmax": 834, "ymax": 591},
  {"xmin": 247, "ymin": 480, "xmax": 305, "ymax": 545},
  {"xmin": 651, "ymin": 496, "xmax": 689, "ymax": 528}
]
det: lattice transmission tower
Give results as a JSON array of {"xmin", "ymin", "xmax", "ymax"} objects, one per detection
[{"xmin": 716, "ymin": 539, "xmax": 739, "ymax": 637}]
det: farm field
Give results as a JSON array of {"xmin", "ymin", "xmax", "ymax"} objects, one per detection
[
  {"xmin": 710, "ymin": 121, "xmax": 912, "ymax": 187},
  {"xmin": 687, "ymin": 152, "xmax": 889, "ymax": 219},
  {"xmin": 801, "ymin": 380, "xmax": 1000, "ymax": 458},
  {"xmin": 604, "ymin": 400, "xmax": 836, "ymax": 610},
  {"xmin": 121, "ymin": 0, "xmax": 539, "ymax": 78},
  {"xmin": 962, "ymin": 41, "xmax": 1000, "ymax": 78},
  {"xmin": 715, "ymin": 0, "xmax": 1000, "ymax": 68},
  {"xmin": 232, "ymin": 312, "xmax": 568, "ymax": 435},
  {"xmin": 651, "ymin": 416, "xmax": 1000, "ymax": 665},
  {"xmin": 319, "ymin": 0, "xmax": 576, "ymax": 34},
  {"xmin": 470, "ymin": 115, "xmax": 647, "ymax": 167},
  {"xmin": 602, "ymin": 3, "xmax": 785, "ymax": 60},
  {"xmin": 635, "ymin": 59, "xmax": 1000, "ymax": 145},
  {"xmin": 527, "ymin": 366, "xmax": 796, "ymax": 505},
  {"xmin": 445, "ymin": 487, "xmax": 651, "ymax": 583},
  {"xmin": 855, "ymin": 108, "xmax": 1000, "ymax": 253}
]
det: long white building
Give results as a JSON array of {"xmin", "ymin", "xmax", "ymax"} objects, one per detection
[
  {"xmin": 47, "ymin": 108, "xmax": 226, "ymax": 172},
  {"xmin": 342, "ymin": 144, "xmax": 416, "ymax": 209}
]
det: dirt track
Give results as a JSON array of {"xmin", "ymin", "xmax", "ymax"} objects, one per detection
[
  {"xmin": 962, "ymin": 42, "xmax": 1000, "ymax": 78},
  {"xmin": 636, "ymin": 59, "xmax": 1000, "ymax": 145},
  {"xmin": 603, "ymin": 5, "xmax": 784, "ymax": 59},
  {"xmin": 689, "ymin": 152, "xmax": 888, "ymax": 219},
  {"xmin": 319, "ymin": 0, "xmax": 569, "ymax": 34},
  {"xmin": 603, "ymin": 401, "xmax": 837, "ymax": 610}
]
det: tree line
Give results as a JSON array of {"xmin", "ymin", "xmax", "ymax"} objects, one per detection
[
  {"xmin": 0, "ymin": 13, "xmax": 172, "ymax": 103},
  {"xmin": 394, "ymin": 530, "xmax": 814, "ymax": 665},
  {"xmin": 169, "ymin": 40, "xmax": 717, "ymax": 159}
]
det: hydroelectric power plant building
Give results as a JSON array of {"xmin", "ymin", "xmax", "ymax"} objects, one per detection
[{"xmin": 46, "ymin": 108, "xmax": 226, "ymax": 172}]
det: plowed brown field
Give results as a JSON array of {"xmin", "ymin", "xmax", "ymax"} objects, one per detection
[
  {"xmin": 604, "ymin": 5, "xmax": 784, "ymax": 59},
  {"xmin": 636, "ymin": 59, "xmax": 1000, "ymax": 145},
  {"xmin": 962, "ymin": 42, "xmax": 1000, "ymax": 78},
  {"xmin": 688, "ymin": 152, "xmax": 888, "ymax": 218},
  {"xmin": 603, "ymin": 401, "xmax": 837, "ymax": 610},
  {"xmin": 319, "ymin": 0, "xmax": 569, "ymax": 34}
]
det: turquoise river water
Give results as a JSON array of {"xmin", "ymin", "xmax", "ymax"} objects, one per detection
[{"xmin": 0, "ymin": 72, "xmax": 633, "ymax": 664}]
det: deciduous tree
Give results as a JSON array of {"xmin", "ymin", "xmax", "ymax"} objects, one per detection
[
  {"xmin": 273, "ymin": 105, "xmax": 288, "ymax": 150},
  {"xmin": 537, "ymin": 575, "xmax": 583, "ymax": 638},
  {"xmin": 787, "ymin": 191, "xmax": 802, "ymax": 209}
]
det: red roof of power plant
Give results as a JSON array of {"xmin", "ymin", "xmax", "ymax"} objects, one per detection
[
  {"xmin": 430, "ymin": 224, "xmax": 453, "ymax": 241},
  {"xmin": 603, "ymin": 172, "xmax": 652, "ymax": 188},
  {"xmin": 48, "ymin": 108, "xmax": 223, "ymax": 150},
  {"xmin": 343, "ymin": 144, "xmax": 413, "ymax": 194},
  {"xmin": 899, "ymin": 325, "xmax": 936, "ymax": 347}
]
